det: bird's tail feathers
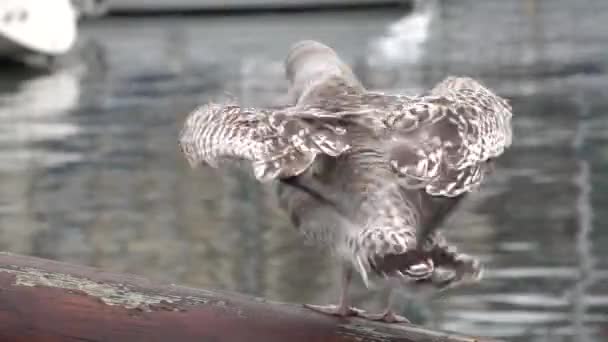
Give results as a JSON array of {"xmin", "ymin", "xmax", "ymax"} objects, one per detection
[{"xmin": 349, "ymin": 227, "xmax": 434, "ymax": 288}]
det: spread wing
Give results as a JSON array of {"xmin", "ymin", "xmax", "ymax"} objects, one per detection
[
  {"xmin": 284, "ymin": 40, "xmax": 366, "ymax": 106},
  {"xmin": 178, "ymin": 103, "xmax": 351, "ymax": 182},
  {"xmin": 385, "ymin": 77, "xmax": 513, "ymax": 197}
]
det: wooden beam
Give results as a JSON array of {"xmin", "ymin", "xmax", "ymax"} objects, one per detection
[{"xmin": 0, "ymin": 252, "xmax": 496, "ymax": 342}]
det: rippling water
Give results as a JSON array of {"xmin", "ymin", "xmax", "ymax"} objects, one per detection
[{"xmin": 0, "ymin": 1, "xmax": 607, "ymax": 341}]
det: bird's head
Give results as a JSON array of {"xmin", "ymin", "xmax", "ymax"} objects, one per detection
[{"xmin": 285, "ymin": 40, "xmax": 363, "ymax": 104}]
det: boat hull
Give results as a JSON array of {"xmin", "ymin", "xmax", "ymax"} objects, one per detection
[
  {"xmin": 107, "ymin": 0, "xmax": 409, "ymax": 12},
  {"xmin": 0, "ymin": 0, "xmax": 77, "ymax": 58}
]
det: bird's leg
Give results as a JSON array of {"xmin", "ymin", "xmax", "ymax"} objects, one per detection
[
  {"xmin": 304, "ymin": 266, "xmax": 360, "ymax": 317},
  {"xmin": 357, "ymin": 286, "xmax": 410, "ymax": 323}
]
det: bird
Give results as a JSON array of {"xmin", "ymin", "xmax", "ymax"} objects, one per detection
[{"xmin": 178, "ymin": 40, "xmax": 513, "ymax": 323}]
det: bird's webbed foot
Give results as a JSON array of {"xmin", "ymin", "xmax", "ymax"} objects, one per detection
[
  {"xmin": 357, "ymin": 309, "xmax": 410, "ymax": 323},
  {"xmin": 304, "ymin": 303, "xmax": 362, "ymax": 317}
]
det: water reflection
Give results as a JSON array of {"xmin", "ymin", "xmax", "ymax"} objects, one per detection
[
  {"xmin": 0, "ymin": 2, "xmax": 607, "ymax": 341},
  {"xmin": 360, "ymin": 0, "xmax": 438, "ymax": 91},
  {"xmin": 0, "ymin": 67, "xmax": 82, "ymax": 169}
]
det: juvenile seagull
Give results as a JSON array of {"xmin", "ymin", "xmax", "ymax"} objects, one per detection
[{"xmin": 179, "ymin": 40, "xmax": 512, "ymax": 323}]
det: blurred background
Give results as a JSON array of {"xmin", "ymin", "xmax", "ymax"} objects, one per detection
[{"xmin": 1, "ymin": 0, "xmax": 607, "ymax": 341}]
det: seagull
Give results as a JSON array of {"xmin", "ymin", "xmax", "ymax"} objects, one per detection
[{"xmin": 178, "ymin": 40, "xmax": 513, "ymax": 323}]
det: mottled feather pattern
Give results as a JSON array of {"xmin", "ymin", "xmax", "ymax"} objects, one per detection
[
  {"xmin": 272, "ymin": 76, "xmax": 511, "ymax": 285},
  {"xmin": 178, "ymin": 103, "xmax": 351, "ymax": 182},
  {"xmin": 351, "ymin": 227, "xmax": 435, "ymax": 285},
  {"xmin": 285, "ymin": 78, "xmax": 512, "ymax": 197},
  {"xmin": 179, "ymin": 39, "xmax": 512, "ymax": 294},
  {"xmin": 174, "ymin": 41, "xmax": 514, "ymax": 322},
  {"xmin": 381, "ymin": 78, "xmax": 512, "ymax": 197},
  {"xmin": 430, "ymin": 76, "xmax": 513, "ymax": 164},
  {"xmin": 333, "ymin": 183, "xmax": 434, "ymax": 286},
  {"xmin": 178, "ymin": 79, "xmax": 512, "ymax": 283}
]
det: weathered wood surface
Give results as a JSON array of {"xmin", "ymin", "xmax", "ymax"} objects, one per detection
[{"xmin": 0, "ymin": 252, "xmax": 496, "ymax": 342}]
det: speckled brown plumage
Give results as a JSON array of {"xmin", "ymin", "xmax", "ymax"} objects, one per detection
[{"xmin": 179, "ymin": 40, "xmax": 512, "ymax": 322}]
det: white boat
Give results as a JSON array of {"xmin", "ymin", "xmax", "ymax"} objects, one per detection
[{"xmin": 0, "ymin": 0, "xmax": 77, "ymax": 61}]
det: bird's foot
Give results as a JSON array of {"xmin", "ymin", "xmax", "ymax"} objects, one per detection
[
  {"xmin": 358, "ymin": 309, "xmax": 410, "ymax": 323},
  {"xmin": 304, "ymin": 303, "xmax": 362, "ymax": 317}
]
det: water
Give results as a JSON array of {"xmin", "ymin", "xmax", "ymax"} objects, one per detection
[{"xmin": 1, "ymin": 1, "xmax": 607, "ymax": 341}]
